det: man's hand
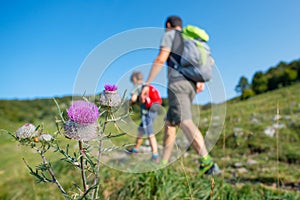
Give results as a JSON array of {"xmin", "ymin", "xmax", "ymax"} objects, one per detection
[{"xmin": 196, "ymin": 82, "xmax": 205, "ymax": 93}]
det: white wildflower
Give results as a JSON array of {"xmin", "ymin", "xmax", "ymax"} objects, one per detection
[
  {"xmin": 39, "ymin": 134, "xmax": 53, "ymax": 142},
  {"xmin": 16, "ymin": 123, "xmax": 37, "ymax": 139}
]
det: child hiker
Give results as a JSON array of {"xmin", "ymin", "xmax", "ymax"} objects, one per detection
[{"xmin": 127, "ymin": 71, "xmax": 162, "ymax": 162}]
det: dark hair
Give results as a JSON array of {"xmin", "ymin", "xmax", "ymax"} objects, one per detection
[{"xmin": 165, "ymin": 16, "xmax": 182, "ymax": 28}]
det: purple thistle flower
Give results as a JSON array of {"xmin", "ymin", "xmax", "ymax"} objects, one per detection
[
  {"xmin": 104, "ymin": 84, "xmax": 118, "ymax": 92},
  {"xmin": 67, "ymin": 100, "xmax": 99, "ymax": 125}
]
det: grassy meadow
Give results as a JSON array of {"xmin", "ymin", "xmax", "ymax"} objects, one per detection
[{"xmin": 0, "ymin": 83, "xmax": 300, "ymax": 199}]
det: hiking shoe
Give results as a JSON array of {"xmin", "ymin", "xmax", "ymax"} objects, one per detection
[
  {"xmin": 199, "ymin": 163, "xmax": 222, "ymax": 176},
  {"xmin": 211, "ymin": 163, "xmax": 222, "ymax": 175},
  {"xmin": 198, "ymin": 155, "xmax": 214, "ymax": 176},
  {"xmin": 126, "ymin": 148, "xmax": 138, "ymax": 154},
  {"xmin": 160, "ymin": 159, "xmax": 168, "ymax": 166},
  {"xmin": 199, "ymin": 161, "xmax": 214, "ymax": 176},
  {"xmin": 151, "ymin": 154, "xmax": 160, "ymax": 163}
]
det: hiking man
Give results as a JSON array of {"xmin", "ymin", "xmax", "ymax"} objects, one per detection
[{"xmin": 141, "ymin": 15, "xmax": 219, "ymax": 175}]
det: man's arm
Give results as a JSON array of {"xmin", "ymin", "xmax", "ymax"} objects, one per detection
[
  {"xmin": 140, "ymin": 47, "xmax": 170, "ymax": 103},
  {"xmin": 144, "ymin": 47, "xmax": 170, "ymax": 85}
]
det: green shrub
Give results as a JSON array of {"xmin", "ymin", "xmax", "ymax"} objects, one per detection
[{"xmin": 241, "ymin": 89, "xmax": 255, "ymax": 100}]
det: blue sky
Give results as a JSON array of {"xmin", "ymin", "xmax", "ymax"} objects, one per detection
[{"xmin": 1, "ymin": 0, "xmax": 300, "ymax": 104}]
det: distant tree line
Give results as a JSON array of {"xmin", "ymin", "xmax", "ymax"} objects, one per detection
[{"xmin": 235, "ymin": 59, "xmax": 300, "ymax": 100}]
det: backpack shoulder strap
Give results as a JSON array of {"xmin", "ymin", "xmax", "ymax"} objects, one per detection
[{"xmin": 167, "ymin": 30, "xmax": 184, "ymax": 68}]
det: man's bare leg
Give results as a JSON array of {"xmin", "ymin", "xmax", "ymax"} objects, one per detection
[
  {"xmin": 162, "ymin": 121, "xmax": 177, "ymax": 162},
  {"xmin": 179, "ymin": 119, "xmax": 208, "ymax": 157}
]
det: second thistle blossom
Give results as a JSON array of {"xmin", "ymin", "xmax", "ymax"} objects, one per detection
[
  {"xmin": 67, "ymin": 100, "xmax": 99, "ymax": 125},
  {"xmin": 104, "ymin": 84, "xmax": 118, "ymax": 92},
  {"xmin": 100, "ymin": 84, "xmax": 121, "ymax": 107}
]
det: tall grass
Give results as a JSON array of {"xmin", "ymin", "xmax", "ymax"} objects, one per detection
[{"xmin": 1, "ymin": 83, "xmax": 300, "ymax": 199}]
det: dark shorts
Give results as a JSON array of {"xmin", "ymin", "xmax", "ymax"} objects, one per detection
[{"xmin": 166, "ymin": 80, "xmax": 196, "ymax": 125}]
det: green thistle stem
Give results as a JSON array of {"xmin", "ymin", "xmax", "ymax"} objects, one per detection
[
  {"xmin": 92, "ymin": 109, "xmax": 109, "ymax": 199},
  {"xmin": 79, "ymin": 140, "xmax": 88, "ymax": 193},
  {"xmin": 38, "ymin": 149, "xmax": 69, "ymax": 199}
]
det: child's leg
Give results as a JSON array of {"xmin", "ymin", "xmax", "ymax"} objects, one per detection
[
  {"xmin": 147, "ymin": 110, "xmax": 159, "ymax": 154},
  {"xmin": 133, "ymin": 114, "xmax": 147, "ymax": 151},
  {"xmin": 149, "ymin": 135, "xmax": 159, "ymax": 162},
  {"xmin": 148, "ymin": 135, "xmax": 158, "ymax": 154},
  {"xmin": 143, "ymin": 109, "xmax": 159, "ymax": 161},
  {"xmin": 134, "ymin": 132, "xmax": 144, "ymax": 149},
  {"xmin": 128, "ymin": 133, "xmax": 143, "ymax": 154}
]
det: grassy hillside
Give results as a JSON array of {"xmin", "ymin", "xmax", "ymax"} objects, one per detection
[{"xmin": 0, "ymin": 83, "xmax": 300, "ymax": 199}]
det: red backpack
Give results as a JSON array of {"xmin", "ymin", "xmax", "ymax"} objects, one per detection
[{"xmin": 145, "ymin": 85, "xmax": 162, "ymax": 109}]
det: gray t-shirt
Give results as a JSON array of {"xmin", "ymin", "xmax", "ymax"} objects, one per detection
[
  {"xmin": 160, "ymin": 30, "xmax": 185, "ymax": 84},
  {"xmin": 131, "ymin": 84, "xmax": 142, "ymax": 97}
]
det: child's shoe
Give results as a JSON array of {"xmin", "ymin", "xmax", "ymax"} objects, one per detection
[
  {"xmin": 151, "ymin": 154, "xmax": 160, "ymax": 163},
  {"xmin": 127, "ymin": 147, "xmax": 138, "ymax": 155}
]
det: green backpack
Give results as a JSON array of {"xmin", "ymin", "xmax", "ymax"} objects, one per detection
[{"xmin": 171, "ymin": 25, "xmax": 214, "ymax": 82}]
